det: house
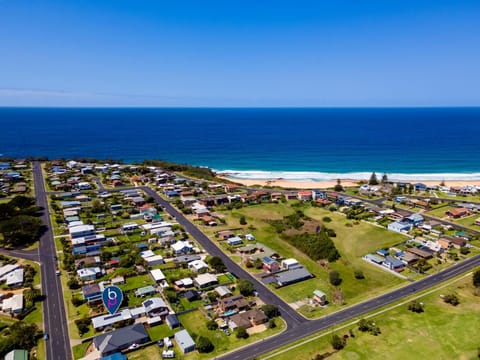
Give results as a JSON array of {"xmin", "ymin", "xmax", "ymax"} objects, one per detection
[
  {"xmin": 77, "ymin": 267, "xmax": 102, "ymax": 281},
  {"xmin": 171, "ymin": 241, "xmax": 193, "ymax": 254},
  {"xmin": 145, "ymin": 255, "xmax": 165, "ymax": 267},
  {"xmin": 446, "ymin": 207, "xmax": 470, "ymax": 218},
  {"xmin": 275, "ymin": 266, "xmax": 313, "ymax": 286},
  {"xmin": 5, "ymin": 268, "xmax": 24, "ymax": 287},
  {"xmin": 166, "ymin": 314, "xmax": 181, "ymax": 329},
  {"xmin": 405, "ymin": 213, "xmax": 424, "ymax": 226},
  {"xmin": 111, "ymin": 276, "xmax": 125, "ymax": 286},
  {"xmin": 284, "ymin": 192, "xmax": 298, "ymax": 201},
  {"xmin": 297, "ymin": 191, "xmax": 313, "ymax": 201},
  {"xmin": 313, "ymin": 290, "xmax": 327, "ymax": 305},
  {"xmin": 5, "ymin": 349, "xmax": 28, "ymax": 360},
  {"xmin": 440, "ymin": 236, "xmax": 467, "ymax": 249},
  {"xmin": 228, "ymin": 309, "xmax": 268, "ymax": 329},
  {"xmin": 184, "ymin": 290, "xmax": 200, "ymax": 302},
  {"xmin": 376, "ymin": 249, "xmax": 389, "ymax": 257},
  {"xmin": 382, "ymin": 256, "xmax": 405, "ymax": 271},
  {"xmin": 0, "ymin": 264, "xmax": 20, "ymax": 278},
  {"xmin": 82, "ymin": 283, "xmax": 104, "ymax": 304},
  {"xmin": 93, "ymin": 324, "xmax": 150, "ymax": 356},
  {"xmin": 262, "ymin": 257, "xmax": 280, "ymax": 273},
  {"xmin": 281, "ymin": 258, "xmax": 299, "ymax": 270},
  {"xmin": 414, "ymin": 183, "xmax": 427, "ymax": 192},
  {"xmin": 363, "ymin": 253, "xmax": 384, "ymax": 264},
  {"xmin": 2, "ymin": 293, "xmax": 23, "ymax": 314},
  {"xmin": 219, "ymin": 295, "xmax": 248, "ymax": 312},
  {"xmin": 218, "ymin": 230, "xmax": 235, "ymax": 240},
  {"xmin": 143, "ymin": 297, "xmax": 168, "ymax": 318},
  {"xmin": 150, "ymin": 269, "xmax": 166, "ymax": 283},
  {"xmin": 175, "ymin": 329, "xmax": 196, "ymax": 354},
  {"xmin": 92, "ymin": 309, "xmax": 133, "ymax": 330},
  {"xmin": 406, "ymin": 247, "xmax": 433, "ymax": 259},
  {"xmin": 75, "ymin": 256, "xmax": 101, "ymax": 269},
  {"xmin": 135, "ymin": 285, "xmax": 156, "ymax": 297},
  {"xmin": 387, "ymin": 221, "xmax": 412, "ymax": 233},
  {"xmin": 194, "ymin": 273, "xmax": 218, "ymax": 289},
  {"xmin": 175, "ymin": 278, "xmax": 194, "ymax": 288},
  {"xmin": 270, "ymin": 192, "xmax": 283, "ymax": 201},
  {"xmin": 174, "ymin": 255, "xmax": 201, "ymax": 265},
  {"xmin": 214, "ymin": 285, "xmax": 232, "ymax": 298},
  {"xmin": 188, "ymin": 259, "xmax": 209, "ymax": 273},
  {"xmin": 69, "ymin": 224, "xmax": 95, "ymax": 239},
  {"xmin": 227, "ymin": 236, "xmax": 243, "ymax": 246}
]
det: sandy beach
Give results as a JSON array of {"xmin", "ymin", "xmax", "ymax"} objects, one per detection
[{"xmin": 218, "ymin": 176, "xmax": 480, "ymax": 190}]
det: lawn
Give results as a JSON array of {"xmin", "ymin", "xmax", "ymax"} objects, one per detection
[
  {"xmin": 262, "ymin": 274, "xmax": 480, "ymax": 360},
  {"xmin": 147, "ymin": 323, "xmax": 174, "ymax": 341},
  {"xmin": 210, "ymin": 203, "xmax": 408, "ymax": 312},
  {"xmin": 179, "ymin": 309, "xmax": 286, "ymax": 360},
  {"xmin": 119, "ymin": 275, "xmax": 155, "ymax": 292},
  {"xmin": 72, "ymin": 341, "xmax": 91, "ymax": 360}
]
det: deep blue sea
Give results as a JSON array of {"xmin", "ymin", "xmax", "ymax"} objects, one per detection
[{"xmin": 1, "ymin": 107, "xmax": 480, "ymax": 181}]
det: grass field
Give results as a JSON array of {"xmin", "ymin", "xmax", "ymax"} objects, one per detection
[
  {"xmin": 205, "ymin": 203, "xmax": 408, "ymax": 314},
  {"xmin": 261, "ymin": 273, "xmax": 480, "ymax": 360}
]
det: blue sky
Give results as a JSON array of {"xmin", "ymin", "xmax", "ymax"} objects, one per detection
[{"xmin": 1, "ymin": 0, "xmax": 479, "ymax": 106}]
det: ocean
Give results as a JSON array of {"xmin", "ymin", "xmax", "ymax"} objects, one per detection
[{"xmin": 1, "ymin": 107, "xmax": 479, "ymax": 181}]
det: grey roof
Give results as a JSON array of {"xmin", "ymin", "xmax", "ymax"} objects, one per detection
[
  {"xmin": 174, "ymin": 255, "xmax": 201, "ymax": 264},
  {"xmin": 174, "ymin": 329, "xmax": 196, "ymax": 353},
  {"xmin": 93, "ymin": 324, "xmax": 149, "ymax": 355},
  {"xmin": 166, "ymin": 314, "xmax": 181, "ymax": 328},
  {"xmin": 275, "ymin": 267, "xmax": 312, "ymax": 286}
]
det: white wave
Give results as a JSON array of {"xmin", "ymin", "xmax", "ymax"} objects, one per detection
[{"xmin": 215, "ymin": 169, "xmax": 480, "ymax": 182}]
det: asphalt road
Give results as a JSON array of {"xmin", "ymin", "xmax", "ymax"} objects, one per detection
[
  {"xmin": 0, "ymin": 248, "xmax": 39, "ymax": 262},
  {"xmin": 140, "ymin": 186, "xmax": 480, "ymax": 360},
  {"xmin": 141, "ymin": 187, "xmax": 307, "ymax": 329},
  {"xmin": 33, "ymin": 161, "xmax": 72, "ymax": 360}
]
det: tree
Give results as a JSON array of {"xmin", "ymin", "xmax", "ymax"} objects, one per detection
[
  {"xmin": 443, "ymin": 294, "xmax": 460, "ymax": 306},
  {"xmin": 0, "ymin": 215, "xmax": 43, "ymax": 247},
  {"xmin": 408, "ymin": 300, "xmax": 424, "ymax": 313},
  {"xmin": 239, "ymin": 215, "xmax": 247, "ymax": 225},
  {"xmin": 75, "ymin": 318, "xmax": 91, "ymax": 336},
  {"xmin": 261, "ymin": 304, "xmax": 279, "ymax": 318},
  {"xmin": 196, "ymin": 336, "xmax": 214, "ymax": 353},
  {"xmin": 206, "ymin": 320, "xmax": 218, "ymax": 330},
  {"xmin": 329, "ymin": 270, "xmax": 342, "ymax": 286},
  {"xmin": 473, "ymin": 269, "xmax": 480, "ymax": 287},
  {"xmin": 4, "ymin": 321, "xmax": 39, "ymax": 352},
  {"xmin": 381, "ymin": 173, "xmax": 388, "ymax": 183},
  {"xmin": 208, "ymin": 256, "xmax": 227, "ymax": 273},
  {"xmin": 330, "ymin": 334, "xmax": 345, "ymax": 350},
  {"xmin": 334, "ymin": 179, "xmax": 343, "ymax": 192},
  {"xmin": 369, "ymin": 172, "xmax": 379, "ymax": 185},
  {"xmin": 354, "ymin": 269, "xmax": 365, "ymax": 279},
  {"xmin": 236, "ymin": 327, "xmax": 249, "ymax": 339},
  {"xmin": 238, "ymin": 279, "xmax": 255, "ymax": 296}
]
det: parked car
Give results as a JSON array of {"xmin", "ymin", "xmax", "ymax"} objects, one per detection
[
  {"xmin": 44, "ymin": 333, "xmax": 49, "ymax": 340},
  {"xmin": 128, "ymin": 344, "xmax": 139, "ymax": 350},
  {"xmin": 223, "ymin": 329, "xmax": 230, "ymax": 336},
  {"xmin": 157, "ymin": 339, "xmax": 164, "ymax": 347}
]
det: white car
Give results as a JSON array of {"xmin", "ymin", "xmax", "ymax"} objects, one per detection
[{"xmin": 128, "ymin": 344, "xmax": 139, "ymax": 350}]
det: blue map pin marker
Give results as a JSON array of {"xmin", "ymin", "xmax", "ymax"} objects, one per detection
[{"xmin": 102, "ymin": 285, "xmax": 123, "ymax": 315}]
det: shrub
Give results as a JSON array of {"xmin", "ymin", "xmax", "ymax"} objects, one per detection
[
  {"xmin": 206, "ymin": 320, "xmax": 218, "ymax": 330},
  {"xmin": 354, "ymin": 270, "xmax": 365, "ymax": 279},
  {"xmin": 329, "ymin": 270, "xmax": 342, "ymax": 286},
  {"xmin": 330, "ymin": 334, "xmax": 345, "ymax": 350},
  {"xmin": 443, "ymin": 294, "xmax": 460, "ymax": 306},
  {"xmin": 197, "ymin": 336, "xmax": 214, "ymax": 353},
  {"xmin": 236, "ymin": 327, "xmax": 249, "ymax": 339},
  {"xmin": 408, "ymin": 300, "xmax": 424, "ymax": 313}
]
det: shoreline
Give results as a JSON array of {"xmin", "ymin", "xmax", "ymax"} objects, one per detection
[{"xmin": 217, "ymin": 175, "xmax": 480, "ymax": 190}]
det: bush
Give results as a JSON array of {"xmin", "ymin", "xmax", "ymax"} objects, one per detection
[
  {"xmin": 206, "ymin": 320, "xmax": 218, "ymax": 330},
  {"xmin": 443, "ymin": 294, "xmax": 460, "ymax": 306},
  {"xmin": 75, "ymin": 318, "xmax": 91, "ymax": 336},
  {"xmin": 238, "ymin": 279, "xmax": 255, "ymax": 296},
  {"xmin": 329, "ymin": 270, "xmax": 342, "ymax": 286},
  {"xmin": 236, "ymin": 327, "xmax": 249, "ymax": 339},
  {"xmin": 239, "ymin": 216, "xmax": 247, "ymax": 225},
  {"xmin": 197, "ymin": 336, "xmax": 214, "ymax": 353},
  {"xmin": 322, "ymin": 216, "xmax": 332, "ymax": 222},
  {"xmin": 408, "ymin": 300, "xmax": 424, "ymax": 313},
  {"xmin": 261, "ymin": 304, "xmax": 279, "ymax": 318},
  {"xmin": 331, "ymin": 334, "xmax": 345, "ymax": 350},
  {"xmin": 354, "ymin": 270, "xmax": 365, "ymax": 279}
]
